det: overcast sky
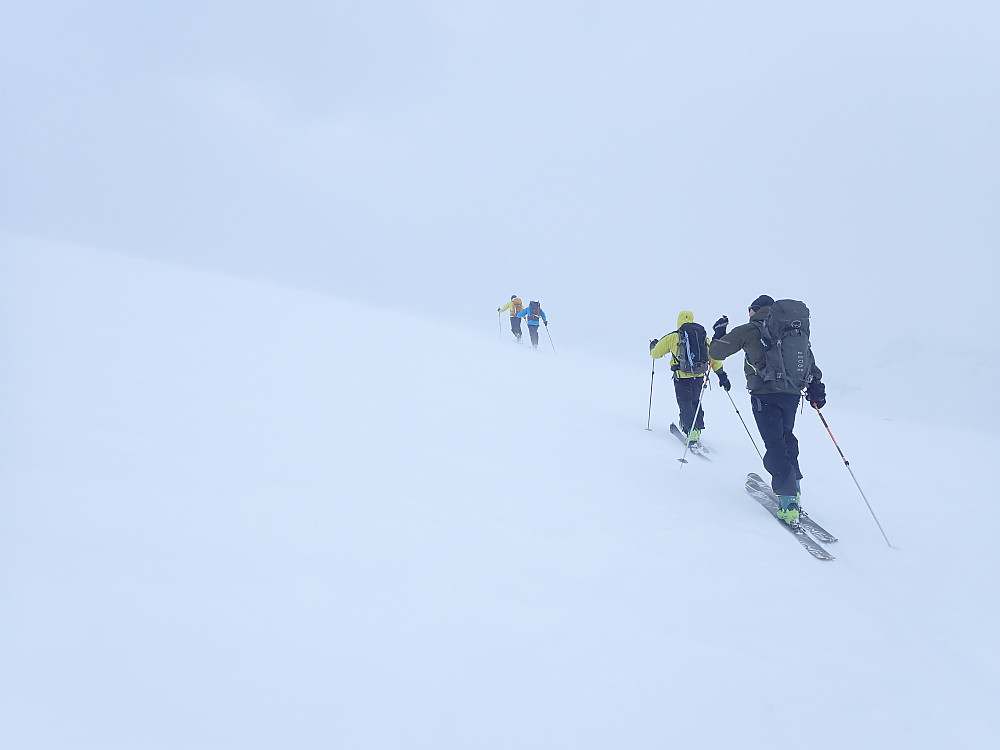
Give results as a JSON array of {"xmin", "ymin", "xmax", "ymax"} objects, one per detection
[{"xmin": 3, "ymin": 1, "xmax": 998, "ymax": 368}]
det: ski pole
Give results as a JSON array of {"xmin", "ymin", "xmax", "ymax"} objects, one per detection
[
  {"xmin": 544, "ymin": 323, "xmax": 556, "ymax": 354},
  {"xmin": 645, "ymin": 359, "xmax": 655, "ymax": 431},
  {"xmin": 813, "ymin": 407, "xmax": 894, "ymax": 548},
  {"xmin": 498, "ymin": 310, "xmax": 503, "ymax": 341},
  {"xmin": 678, "ymin": 376, "xmax": 709, "ymax": 466},
  {"xmin": 726, "ymin": 389, "xmax": 763, "ymax": 460}
]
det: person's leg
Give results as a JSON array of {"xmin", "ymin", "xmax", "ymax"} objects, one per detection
[
  {"xmin": 528, "ymin": 324, "xmax": 539, "ymax": 347},
  {"xmin": 693, "ymin": 377, "xmax": 707, "ymax": 431},
  {"xmin": 752, "ymin": 395, "xmax": 798, "ymax": 497},
  {"xmin": 778, "ymin": 396, "xmax": 802, "ymax": 485},
  {"xmin": 510, "ymin": 316, "xmax": 522, "ymax": 340},
  {"xmin": 674, "ymin": 377, "xmax": 698, "ymax": 433}
]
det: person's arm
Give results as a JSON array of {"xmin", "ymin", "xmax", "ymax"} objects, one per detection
[
  {"xmin": 650, "ymin": 333, "xmax": 678, "ymax": 360},
  {"xmin": 805, "ymin": 360, "xmax": 826, "ymax": 407},
  {"xmin": 806, "ymin": 378, "xmax": 826, "ymax": 408},
  {"xmin": 708, "ymin": 321, "xmax": 748, "ymax": 361},
  {"xmin": 713, "ymin": 362, "xmax": 731, "ymax": 391}
]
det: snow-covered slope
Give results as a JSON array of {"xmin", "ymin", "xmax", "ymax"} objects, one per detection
[{"xmin": 1, "ymin": 240, "xmax": 997, "ymax": 749}]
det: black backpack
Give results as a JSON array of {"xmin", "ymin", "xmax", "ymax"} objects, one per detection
[
  {"xmin": 528, "ymin": 300, "xmax": 541, "ymax": 321},
  {"xmin": 752, "ymin": 299, "xmax": 815, "ymax": 393},
  {"xmin": 674, "ymin": 321, "xmax": 710, "ymax": 376}
]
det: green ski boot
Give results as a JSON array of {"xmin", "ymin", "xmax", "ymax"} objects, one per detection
[{"xmin": 776, "ymin": 495, "xmax": 800, "ymax": 525}]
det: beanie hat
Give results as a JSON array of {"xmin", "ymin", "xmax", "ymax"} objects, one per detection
[
  {"xmin": 750, "ymin": 295, "xmax": 774, "ymax": 311},
  {"xmin": 511, "ymin": 294, "xmax": 517, "ymax": 300}
]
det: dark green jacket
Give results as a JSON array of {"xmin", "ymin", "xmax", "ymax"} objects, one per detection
[{"xmin": 708, "ymin": 306, "xmax": 822, "ymax": 395}]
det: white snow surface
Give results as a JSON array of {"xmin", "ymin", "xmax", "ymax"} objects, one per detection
[{"xmin": 1, "ymin": 240, "xmax": 998, "ymax": 749}]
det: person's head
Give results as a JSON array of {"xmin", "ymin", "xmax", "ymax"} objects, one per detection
[
  {"xmin": 749, "ymin": 295, "xmax": 774, "ymax": 317},
  {"xmin": 511, "ymin": 294, "xmax": 517, "ymax": 300}
]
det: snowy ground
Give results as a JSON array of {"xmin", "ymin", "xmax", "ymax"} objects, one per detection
[{"xmin": 1, "ymin": 240, "xmax": 997, "ymax": 749}]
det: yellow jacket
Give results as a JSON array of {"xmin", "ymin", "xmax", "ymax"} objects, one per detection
[
  {"xmin": 499, "ymin": 297, "xmax": 523, "ymax": 317},
  {"xmin": 651, "ymin": 310, "xmax": 724, "ymax": 379}
]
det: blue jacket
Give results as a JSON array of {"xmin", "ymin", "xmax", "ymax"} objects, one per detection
[{"xmin": 517, "ymin": 302, "xmax": 547, "ymax": 326}]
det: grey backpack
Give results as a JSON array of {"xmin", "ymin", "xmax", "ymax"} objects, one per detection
[
  {"xmin": 674, "ymin": 321, "xmax": 710, "ymax": 376},
  {"xmin": 752, "ymin": 299, "xmax": 815, "ymax": 393}
]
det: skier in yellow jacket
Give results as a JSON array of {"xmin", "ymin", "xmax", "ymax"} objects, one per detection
[
  {"xmin": 649, "ymin": 311, "xmax": 731, "ymax": 447},
  {"xmin": 498, "ymin": 295, "xmax": 524, "ymax": 342}
]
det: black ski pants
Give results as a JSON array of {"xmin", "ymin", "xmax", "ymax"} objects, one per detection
[
  {"xmin": 751, "ymin": 393, "xmax": 803, "ymax": 497},
  {"xmin": 527, "ymin": 323, "xmax": 540, "ymax": 347},
  {"xmin": 509, "ymin": 316, "xmax": 522, "ymax": 338},
  {"xmin": 673, "ymin": 376, "xmax": 706, "ymax": 433}
]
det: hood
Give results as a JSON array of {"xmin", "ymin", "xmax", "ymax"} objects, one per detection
[
  {"xmin": 750, "ymin": 306, "xmax": 771, "ymax": 322},
  {"xmin": 676, "ymin": 310, "xmax": 694, "ymax": 328}
]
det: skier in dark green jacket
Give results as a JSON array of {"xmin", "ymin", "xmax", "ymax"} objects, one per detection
[{"xmin": 708, "ymin": 295, "xmax": 826, "ymax": 525}]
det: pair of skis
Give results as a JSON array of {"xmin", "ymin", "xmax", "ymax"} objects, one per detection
[
  {"xmin": 662, "ymin": 426, "xmax": 838, "ymax": 560},
  {"xmin": 745, "ymin": 473, "xmax": 838, "ymax": 561},
  {"xmin": 669, "ymin": 423, "xmax": 711, "ymax": 461}
]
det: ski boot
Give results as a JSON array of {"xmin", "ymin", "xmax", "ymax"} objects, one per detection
[{"xmin": 776, "ymin": 495, "xmax": 800, "ymax": 526}]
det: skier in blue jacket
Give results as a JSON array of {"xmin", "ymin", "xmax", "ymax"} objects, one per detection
[{"xmin": 517, "ymin": 300, "xmax": 548, "ymax": 348}]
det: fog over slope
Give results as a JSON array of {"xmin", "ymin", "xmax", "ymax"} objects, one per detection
[{"xmin": 2, "ymin": 3, "xmax": 997, "ymax": 411}]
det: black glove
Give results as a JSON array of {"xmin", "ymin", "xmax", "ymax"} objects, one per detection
[
  {"xmin": 717, "ymin": 370, "xmax": 731, "ymax": 392},
  {"xmin": 807, "ymin": 381, "xmax": 826, "ymax": 409},
  {"xmin": 544, "ymin": 321, "xmax": 548, "ymax": 327},
  {"xmin": 713, "ymin": 316, "xmax": 729, "ymax": 340},
  {"xmin": 649, "ymin": 338, "xmax": 659, "ymax": 352},
  {"xmin": 498, "ymin": 307, "xmax": 502, "ymax": 312}
]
